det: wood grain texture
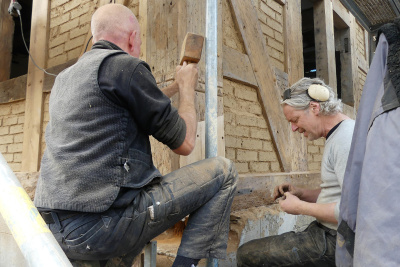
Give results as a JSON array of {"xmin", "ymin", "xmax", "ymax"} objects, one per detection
[
  {"xmin": 21, "ymin": 0, "xmax": 50, "ymax": 172},
  {"xmin": 229, "ymin": 0, "xmax": 292, "ymax": 171}
]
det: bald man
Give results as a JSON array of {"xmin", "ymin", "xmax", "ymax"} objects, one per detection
[{"xmin": 34, "ymin": 4, "xmax": 238, "ymax": 267}]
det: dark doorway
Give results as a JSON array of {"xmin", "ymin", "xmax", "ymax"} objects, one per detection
[
  {"xmin": 301, "ymin": 0, "xmax": 316, "ymax": 78},
  {"xmin": 10, "ymin": 0, "xmax": 32, "ymax": 79}
]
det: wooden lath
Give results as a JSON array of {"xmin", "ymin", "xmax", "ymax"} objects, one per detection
[{"xmin": 229, "ymin": 0, "xmax": 293, "ymax": 172}]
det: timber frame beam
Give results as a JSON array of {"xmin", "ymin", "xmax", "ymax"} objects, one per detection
[
  {"xmin": 21, "ymin": 0, "xmax": 50, "ymax": 172},
  {"xmin": 229, "ymin": 0, "xmax": 308, "ymax": 172}
]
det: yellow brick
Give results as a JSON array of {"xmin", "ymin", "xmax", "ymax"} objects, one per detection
[
  {"xmin": 0, "ymin": 145, "xmax": 7, "ymax": 153},
  {"xmin": 10, "ymin": 124, "xmax": 23, "ymax": 134},
  {"xmin": 234, "ymin": 86, "xmax": 258, "ymax": 102},
  {"xmin": 260, "ymin": 22, "xmax": 274, "ymax": 39},
  {"xmin": 0, "ymin": 127, "xmax": 9, "ymax": 136},
  {"xmin": 70, "ymin": 3, "xmax": 91, "ymax": 19},
  {"xmin": 267, "ymin": 17, "xmax": 283, "ymax": 33},
  {"xmin": 260, "ymin": 1, "xmax": 276, "ymax": 19},
  {"xmin": 309, "ymin": 162, "xmax": 320, "ymax": 171},
  {"xmin": 50, "ymin": 33, "xmax": 69, "ymax": 49},
  {"xmin": 64, "ymin": 0, "xmax": 80, "ymax": 12},
  {"xmin": 0, "ymin": 105, "xmax": 12, "ymax": 116},
  {"xmin": 224, "ymin": 112, "xmax": 236, "ymax": 125},
  {"xmin": 237, "ymin": 149, "xmax": 258, "ymax": 161},
  {"xmin": 242, "ymin": 139, "xmax": 263, "ymax": 150},
  {"xmin": 234, "ymin": 162, "xmax": 249, "ymax": 173},
  {"xmin": 0, "ymin": 136, "xmax": 13, "ymax": 145},
  {"xmin": 8, "ymin": 143, "xmax": 23, "ymax": 153},
  {"xmin": 250, "ymin": 161, "xmax": 270, "ymax": 172},
  {"xmin": 60, "ymin": 17, "xmax": 80, "ymax": 34},
  {"xmin": 3, "ymin": 116, "xmax": 18, "ymax": 126},
  {"xmin": 225, "ymin": 148, "xmax": 236, "ymax": 160},
  {"xmin": 308, "ymin": 145, "xmax": 319, "ymax": 154},
  {"xmin": 51, "ymin": 0, "xmax": 69, "ymax": 9},
  {"xmin": 225, "ymin": 135, "xmax": 242, "ymax": 148},
  {"xmin": 250, "ymin": 128, "xmax": 270, "ymax": 140},
  {"xmin": 236, "ymin": 114, "xmax": 259, "ymax": 127},
  {"xmin": 11, "ymin": 102, "xmax": 25, "ymax": 115},
  {"xmin": 259, "ymin": 151, "xmax": 277, "ymax": 161},
  {"xmin": 263, "ymin": 141, "xmax": 274, "ymax": 151},
  {"xmin": 65, "ymin": 35, "xmax": 86, "ymax": 51},
  {"xmin": 49, "ymin": 44, "xmax": 65, "ymax": 58},
  {"xmin": 50, "ymin": 12, "xmax": 70, "ymax": 28},
  {"xmin": 2, "ymin": 153, "xmax": 13, "ymax": 162},
  {"xmin": 268, "ymin": 0, "xmax": 283, "ymax": 14},
  {"xmin": 257, "ymin": 8, "xmax": 268, "ymax": 24},
  {"xmin": 14, "ymin": 153, "xmax": 22, "ymax": 163},
  {"xmin": 8, "ymin": 163, "xmax": 21, "ymax": 172},
  {"xmin": 70, "ymin": 24, "xmax": 89, "ymax": 39},
  {"xmin": 18, "ymin": 115, "xmax": 24, "ymax": 125},
  {"xmin": 270, "ymin": 162, "xmax": 281, "ymax": 172},
  {"xmin": 14, "ymin": 133, "xmax": 23, "ymax": 143},
  {"xmin": 314, "ymin": 154, "xmax": 323, "ymax": 162},
  {"xmin": 274, "ymin": 31, "xmax": 284, "ymax": 43},
  {"xmin": 224, "ymin": 95, "xmax": 237, "ymax": 109},
  {"xmin": 225, "ymin": 124, "xmax": 250, "ymax": 137},
  {"xmin": 48, "ymin": 54, "xmax": 68, "ymax": 68}
]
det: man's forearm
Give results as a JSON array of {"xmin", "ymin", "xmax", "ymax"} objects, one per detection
[
  {"xmin": 299, "ymin": 201, "xmax": 337, "ymax": 224},
  {"xmin": 300, "ymin": 188, "xmax": 321, "ymax": 203},
  {"xmin": 172, "ymin": 92, "xmax": 197, "ymax": 155},
  {"xmin": 161, "ymin": 81, "xmax": 179, "ymax": 98}
]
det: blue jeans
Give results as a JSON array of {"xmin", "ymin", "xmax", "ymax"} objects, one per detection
[
  {"xmin": 236, "ymin": 221, "xmax": 336, "ymax": 267},
  {"xmin": 47, "ymin": 156, "xmax": 238, "ymax": 261}
]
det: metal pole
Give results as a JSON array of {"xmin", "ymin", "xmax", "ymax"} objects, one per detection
[
  {"xmin": 205, "ymin": 0, "xmax": 218, "ymax": 159},
  {"xmin": 206, "ymin": 0, "xmax": 219, "ymax": 266},
  {"xmin": 0, "ymin": 153, "xmax": 72, "ymax": 267}
]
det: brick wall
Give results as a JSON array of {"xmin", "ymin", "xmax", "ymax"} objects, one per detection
[
  {"xmin": 224, "ymin": 79, "xmax": 281, "ymax": 174},
  {"xmin": 47, "ymin": 0, "xmax": 140, "ymax": 68},
  {"xmin": 355, "ymin": 21, "xmax": 366, "ymax": 61},
  {"xmin": 223, "ymin": 0, "xmax": 246, "ymax": 53},
  {"xmin": 355, "ymin": 68, "xmax": 367, "ymax": 111},
  {"xmin": 0, "ymin": 101, "xmax": 25, "ymax": 172},
  {"xmin": 307, "ymin": 139, "xmax": 325, "ymax": 171},
  {"xmin": 223, "ymin": 0, "xmax": 285, "ymax": 71},
  {"xmin": 257, "ymin": 0, "xmax": 285, "ymax": 71}
]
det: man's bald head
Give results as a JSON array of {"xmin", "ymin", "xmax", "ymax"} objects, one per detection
[{"xmin": 91, "ymin": 4, "xmax": 141, "ymax": 57}]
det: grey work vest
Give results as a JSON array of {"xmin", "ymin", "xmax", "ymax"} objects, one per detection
[{"xmin": 34, "ymin": 49, "xmax": 162, "ymax": 212}]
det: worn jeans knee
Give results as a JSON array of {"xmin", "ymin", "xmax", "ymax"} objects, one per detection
[{"xmin": 236, "ymin": 221, "xmax": 336, "ymax": 267}]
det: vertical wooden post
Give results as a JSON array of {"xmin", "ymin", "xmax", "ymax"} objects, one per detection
[
  {"xmin": 284, "ymin": 0, "xmax": 308, "ymax": 171},
  {"xmin": 313, "ymin": 0, "xmax": 337, "ymax": 91},
  {"xmin": 0, "ymin": 0, "xmax": 15, "ymax": 82},
  {"xmin": 21, "ymin": 0, "xmax": 50, "ymax": 172}
]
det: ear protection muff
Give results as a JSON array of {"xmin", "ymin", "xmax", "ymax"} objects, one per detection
[
  {"xmin": 307, "ymin": 84, "xmax": 329, "ymax": 102},
  {"xmin": 283, "ymin": 83, "xmax": 330, "ymax": 102}
]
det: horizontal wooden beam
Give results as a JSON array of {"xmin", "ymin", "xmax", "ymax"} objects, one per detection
[
  {"xmin": 0, "ymin": 75, "xmax": 27, "ymax": 103},
  {"xmin": 0, "ymin": 59, "xmax": 77, "ymax": 104}
]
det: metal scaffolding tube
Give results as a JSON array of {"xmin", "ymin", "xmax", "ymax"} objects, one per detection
[
  {"xmin": 0, "ymin": 153, "xmax": 72, "ymax": 267},
  {"xmin": 205, "ymin": 0, "xmax": 219, "ymax": 266},
  {"xmin": 205, "ymin": 0, "xmax": 218, "ymax": 159}
]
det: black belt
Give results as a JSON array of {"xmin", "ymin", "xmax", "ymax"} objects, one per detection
[
  {"xmin": 40, "ymin": 211, "xmax": 78, "ymax": 224},
  {"xmin": 317, "ymin": 222, "xmax": 337, "ymax": 236}
]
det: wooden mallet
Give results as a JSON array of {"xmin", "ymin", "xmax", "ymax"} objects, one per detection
[{"xmin": 179, "ymin": 32, "xmax": 205, "ymax": 65}]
